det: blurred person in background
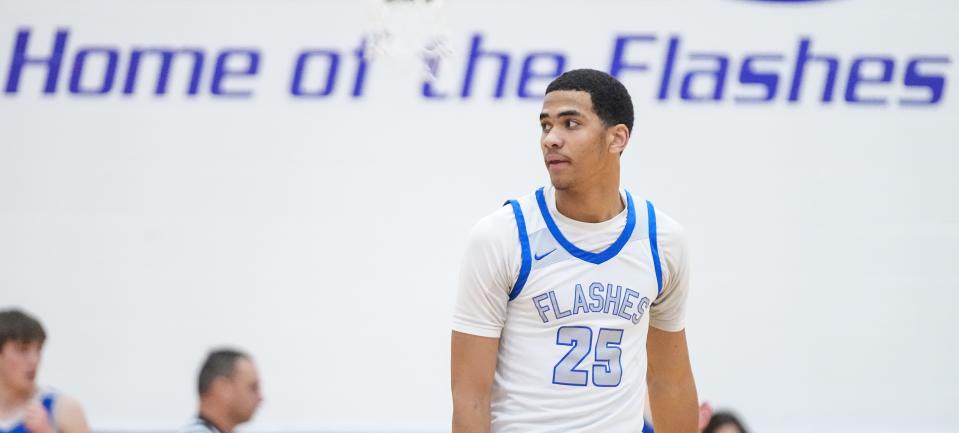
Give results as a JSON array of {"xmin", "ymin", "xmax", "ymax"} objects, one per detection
[
  {"xmin": 701, "ymin": 410, "xmax": 748, "ymax": 433},
  {"xmin": 0, "ymin": 309, "xmax": 90, "ymax": 433},
  {"xmin": 177, "ymin": 349, "xmax": 262, "ymax": 433}
]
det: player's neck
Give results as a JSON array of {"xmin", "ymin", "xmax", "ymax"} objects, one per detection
[
  {"xmin": 198, "ymin": 405, "xmax": 237, "ymax": 433},
  {"xmin": 0, "ymin": 384, "xmax": 34, "ymax": 413},
  {"xmin": 554, "ymin": 180, "xmax": 624, "ymax": 223}
]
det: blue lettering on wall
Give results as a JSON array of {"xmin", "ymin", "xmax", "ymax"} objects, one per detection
[
  {"xmin": 517, "ymin": 52, "xmax": 566, "ymax": 99},
  {"xmin": 291, "ymin": 49, "xmax": 340, "ymax": 97},
  {"xmin": 845, "ymin": 56, "xmax": 895, "ymax": 105},
  {"xmin": 680, "ymin": 53, "xmax": 729, "ymax": 101},
  {"xmin": 70, "ymin": 47, "xmax": 118, "ymax": 95},
  {"xmin": 1, "ymin": 28, "xmax": 952, "ymax": 107},
  {"xmin": 211, "ymin": 49, "xmax": 259, "ymax": 97},
  {"xmin": 461, "ymin": 34, "xmax": 510, "ymax": 98},
  {"xmin": 735, "ymin": 54, "xmax": 783, "ymax": 103},
  {"xmin": 123, "ymin": 49, "xmax": 205, "ymax": 95},
  {"xmin": 5, "ymin": 28, "xmax": 67, "ymax": 94},
  {"xmin": 901, "ymin": 57, "xmax": 949, "ymax": 106}
]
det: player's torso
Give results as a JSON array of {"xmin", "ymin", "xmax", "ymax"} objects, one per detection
[
  {"xmin": 0, "ymin": 421, "xmax": 35, "ymax": 433},
  {"xmin": 0, "ymin": 392, "xmax": 55, "ymax": 433},
  {"xmin": 491, "ymin": 188, "xmax": 662, "ymax": 433}
]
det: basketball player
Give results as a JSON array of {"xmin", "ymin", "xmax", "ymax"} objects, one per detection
[
  {"xmin": 177, "ymin": 349, "xmax": 262, "ymax": 433},
  {"xmin": 451, "ymin": 69, "xmax": 699, "ymax": 433},
  {"xmin": 0, "ymin": 309, "xmax": 90, "ymax": 433}
]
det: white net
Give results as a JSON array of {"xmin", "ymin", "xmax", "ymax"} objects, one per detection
[{"xmin": 365, "ymin": 0, "xmax": 452, "ymax": 79}]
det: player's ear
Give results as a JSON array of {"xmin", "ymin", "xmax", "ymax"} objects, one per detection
[
  {"xmin": 607, "ymin": 124, "xmax": 629, "ymax": 155},
  {"xmin": 210, "ymin": 375, "xmax": 233, "ymax": 397}
]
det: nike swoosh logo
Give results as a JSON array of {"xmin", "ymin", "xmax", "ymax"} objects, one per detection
[{"xmin": 534, "ymin": 249, "xmax": 557, "ymax": 261}]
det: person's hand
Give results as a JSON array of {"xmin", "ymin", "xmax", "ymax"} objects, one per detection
[
  {"xmin": 23, "ymin": 401, "xmax": 55, "ymax": 433},
  {"xmin": 697, "ymin": 401, "xmax": 714, "ymax": 431}
]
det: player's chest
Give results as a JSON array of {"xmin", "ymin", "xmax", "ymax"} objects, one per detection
[{"xmin": 513, "ymin": 256, "xmax": 659, "ymax": 328}]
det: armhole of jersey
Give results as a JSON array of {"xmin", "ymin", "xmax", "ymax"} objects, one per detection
[
  {"xmin": 41, "ymin": 393, "xmax": 56, "ymax": 424},
  {"xmin": 504, "ymin": 200, "xmax": 532, "ymax": 301},
  {"xmin": 642, "ymin": 418, "xmax": 655, "ymax": 433},
  {"xmin": 646, "ymin": 200, "xmax": 664, "ymax": 296}
]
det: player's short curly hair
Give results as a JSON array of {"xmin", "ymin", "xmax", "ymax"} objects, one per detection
[{"xmin": 546, "ymin": 69, "xmax": 634, "ymax": 134}]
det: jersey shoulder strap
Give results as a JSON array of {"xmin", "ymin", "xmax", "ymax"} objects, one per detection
[{"xmin": 502, "ymin": 199, "xmax": 531, "ymax": 301}]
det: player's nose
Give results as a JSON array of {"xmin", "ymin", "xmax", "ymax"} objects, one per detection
[
  {"xmin": 542, "ymin": 129, "xmax": 563, "ymax": 148},
  {"xmin": 26, "ymin": 350, "xmax": 40, "ymax": 366}
]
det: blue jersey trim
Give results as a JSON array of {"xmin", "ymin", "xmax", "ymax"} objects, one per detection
[
  {"xmin": 42, "ymin": 393, "xmax": 56, "ymax": 425},
  {"xmin": 646, "ymin": 200, "xmax": 664, "ymax": 294},
  {"xmin": 41, "ymin": 394, "xmax": 55, "ymax": 412},
  {"xmin": 0, "ymin": 393, "xmax": 56, "ymax": 433},
  {"xmin": 535, "ymin": 187, "xmax": 636, "ymax": 265},
  {"xmin": 642, "ymin": 419, "xmax": 655, "ymax": 433},
  {"xmin": 505, "ymin": 200, "xmax": 532, "ymax": 301}
]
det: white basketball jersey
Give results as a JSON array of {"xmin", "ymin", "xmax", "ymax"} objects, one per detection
[{"xmin": 491, "ymin": 186, "xmax": 665, "ymax": 433}]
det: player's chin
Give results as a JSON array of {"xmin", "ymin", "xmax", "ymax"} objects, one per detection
[
  {"xmin": 237, "ymin": 409, "xmax": 257, "ymax": 423},
  {"xmin": 15, "ymin": 377, "xmax": 34, "ymax": 392},
  {"xmin": 548, "ymin": 173, "xmax": 574, "ymax": 190}
]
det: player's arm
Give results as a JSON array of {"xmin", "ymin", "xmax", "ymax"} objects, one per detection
[
  {"xmin": 450, "ymin": 211, "xmax": 514, "ymax": 433},
  {"xmin": 646, "ymin": 213, "xmax": 698, "ymax": 433},
  {"xmin": 451, "ymin": 331, "xmax": 498, "ymax": 433},
  {"xmin": 55, "ymin": 396, "xmax": 91, "ymax": 433},
  {"xmin": 646, "ymin": 327, "xmax": 698, "ymax": 433}
]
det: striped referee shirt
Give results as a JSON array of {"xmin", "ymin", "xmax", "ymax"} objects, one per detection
[{"xmin": 176, "ymin": 416, "xmax": 224, "ymax": 433}]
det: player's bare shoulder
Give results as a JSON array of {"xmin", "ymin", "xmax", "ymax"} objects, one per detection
[{"xmin": 52, "ymin": 394, "xmax": 91, "ymax": 433}]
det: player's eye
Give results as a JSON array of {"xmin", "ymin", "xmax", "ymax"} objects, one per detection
[
  {"xmin": 566, "ymin": 119, "xmax": 580, "ymax": 128},
  {"xmin": 541, "ymin": 123, "xmax": 551, "ymax": 132}
]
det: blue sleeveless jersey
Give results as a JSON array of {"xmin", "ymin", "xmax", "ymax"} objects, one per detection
[{"xmin": 0, "ymin": 393, "xmax": 55, "ymax": 433}]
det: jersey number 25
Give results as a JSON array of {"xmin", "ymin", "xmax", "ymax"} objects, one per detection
[{"xmin": 552, "ymin": 326, "xmax": 624, "ymax": 387}]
